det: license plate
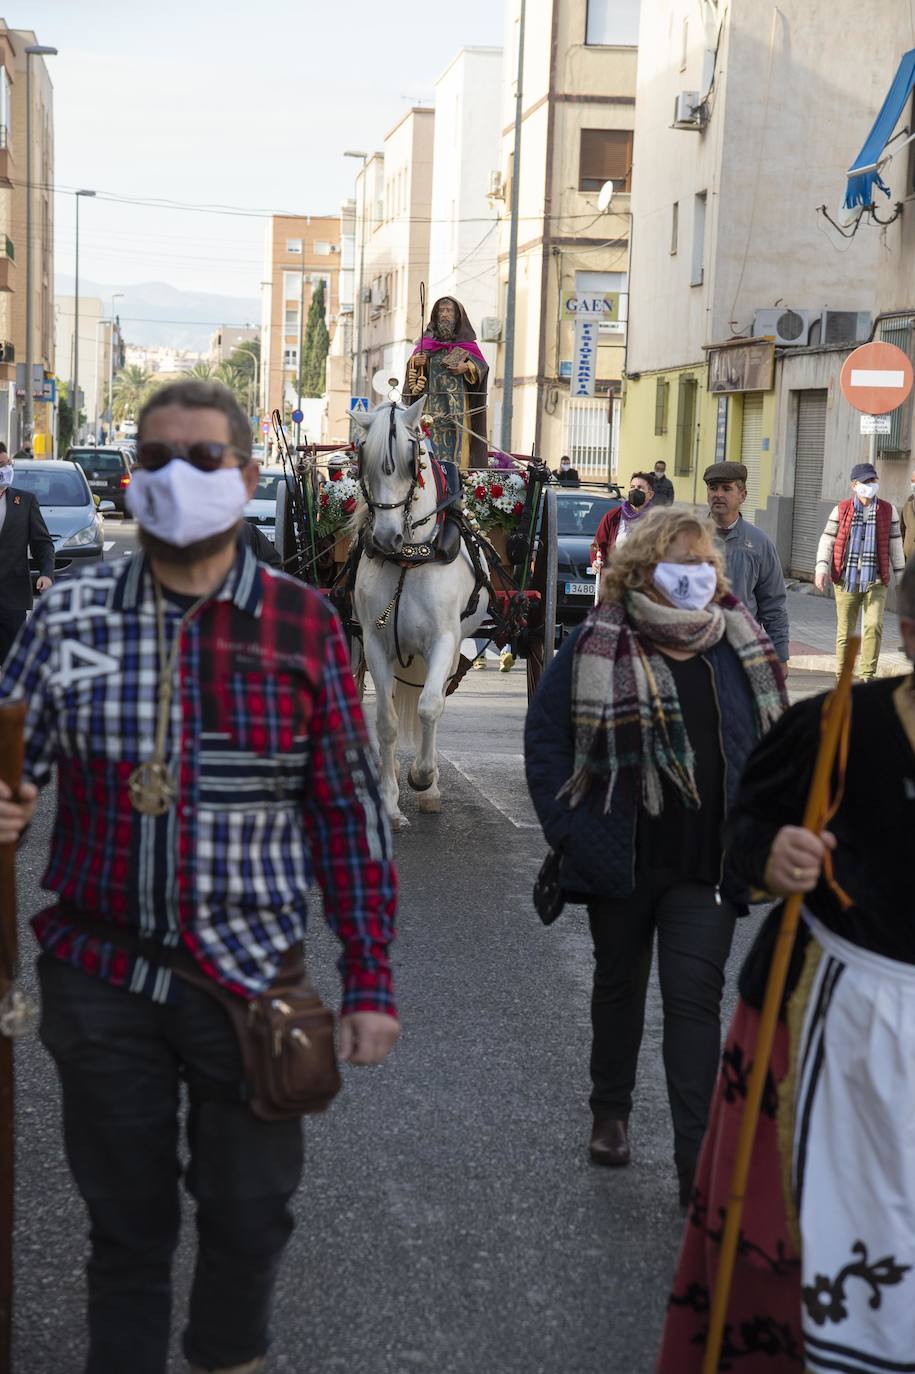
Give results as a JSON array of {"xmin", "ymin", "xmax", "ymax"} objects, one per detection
[
  {"xmin": 89, "ymin": 480, "xmax": 107, "ymax": 488},
  {"xmin": 565, "ymin": 581, "xmax": 594, "ymax": 596}
]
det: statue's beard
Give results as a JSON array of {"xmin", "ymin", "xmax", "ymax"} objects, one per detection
[{"xmin": 434, "ymin": 318, "xmax": 455, "ymax": 341}]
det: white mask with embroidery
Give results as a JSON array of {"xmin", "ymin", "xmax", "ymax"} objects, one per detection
[
  {"xmin": 653, "ymin": 561, "xmax": 718, "ymax": 612},
  {"xmin": 0, "ymin": 465, "xmax": 12, "ymax": 489},
  {"xmin": 126, "ymin": 460, "xmax": 248, "ymax": 547}
]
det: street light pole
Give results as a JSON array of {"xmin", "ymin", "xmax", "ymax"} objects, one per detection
[
  {"xmin": 295, "ymin": 263, "xmax": 305, "ymax": 447},
  {"xmin": 72, "ymin": 188, "xmax": 96, "ymax": 446},
  {"xmin": 344, "ymin": 150, "xmax": 368, "ymax": 402},
  {"xmin": 108, "ymin": 291, "xmax": 123, "ymax": 441},
  {"xmin": 23, "ymin": 43, "xmax": 57, "ymax": 449},
  {"xmin": 500, "ymin": 0, "xmax": 526, "ymax": 456},
  {"xmin": 234, "ymin": 342, "xmax": 258, "ymax": 437}
]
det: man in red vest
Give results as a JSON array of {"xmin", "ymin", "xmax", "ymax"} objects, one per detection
[{"xmin": 815, "ymin": 461, "xmax": 905, "ymax": 679}]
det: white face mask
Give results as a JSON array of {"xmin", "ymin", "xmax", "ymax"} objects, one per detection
[
  {"xmin": 125, "ymin": 460, "xmax": 248, "ymax": 547},
  {"xmin": 653, "ymin": 560, "xmax": 718, "ymax": 612},
  {"xmin": 854, "ymin": 480, "xmax": 879, "ymax": 500},
  {"xmin": 0, "ymin": 464, "xmax": 12, "ymax": 489}
]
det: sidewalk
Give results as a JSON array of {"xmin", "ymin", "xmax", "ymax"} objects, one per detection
[{"xmin": 786, "ymin": 584, "xmax": 909, "ymax": 677}]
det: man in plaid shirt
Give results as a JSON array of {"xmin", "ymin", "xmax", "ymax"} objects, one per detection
[{"xmin": 0, "ymin": 380, "xmax": 399, "ymax": 1374}]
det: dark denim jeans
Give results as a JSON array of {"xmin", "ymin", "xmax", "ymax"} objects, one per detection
[
  {"xmin": 588, "ymin": 871, "xmax": 737, "ymax": 1164},
  {"xmin": 38, "ymin": 955, "xmax": 304, "ymax": 1374}
]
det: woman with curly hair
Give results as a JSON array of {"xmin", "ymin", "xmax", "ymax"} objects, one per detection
[{"xmin": 525, "ymin": 509, "xmax": 787, "ymax": 1204}]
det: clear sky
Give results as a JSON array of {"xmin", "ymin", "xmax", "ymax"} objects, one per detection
[{"xmin": 8, "ymin": 0, "xmax": 505, "ymax": 303}]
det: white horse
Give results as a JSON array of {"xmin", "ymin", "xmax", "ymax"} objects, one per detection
[{"xmin": 351, "ymin": 397, "xmax": 490, "ymax": 828}]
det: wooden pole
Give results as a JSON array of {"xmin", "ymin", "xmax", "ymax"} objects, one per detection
[
  {"xmin": 0, "ymin": 700, "xmax": 27, "ymax": 1374},
  {"xmin": 701, "ymin": 636, "xmax": 860, "ymax": 1374}
]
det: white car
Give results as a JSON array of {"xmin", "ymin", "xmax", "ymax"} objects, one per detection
[{"xmin": 243, "ymin": 465, "xmax": 284, "ymax": 543}]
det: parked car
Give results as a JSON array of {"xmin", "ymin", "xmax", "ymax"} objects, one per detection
[
  {"xmin": 12, "ymin": 459, "xmax": 108, "ymax": 580},
  {"xmin": 555, "ymin": 485, "xmax": 622, "ymax": 629},
  {"xmin": 67, "ymin": 445, "xmax": 133, "ymax": 512},
  {"xmin": 243, "ymin": 465, "xmax": 285, "ymax": 543}
]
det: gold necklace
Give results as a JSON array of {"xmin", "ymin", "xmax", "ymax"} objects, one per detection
[{"xmin": 127, "ymin": 579, "xmax": 207, "ymax": 816}]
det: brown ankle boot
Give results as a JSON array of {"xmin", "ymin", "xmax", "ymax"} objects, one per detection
[{"xmin": 589, "ymin": 1117, "xmax": 630, "ymax": 1166}]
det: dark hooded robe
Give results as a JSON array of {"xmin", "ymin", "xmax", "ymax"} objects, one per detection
[{"xmin": 402, "ymin": 297, "xmax": 490, "ymax": 469}]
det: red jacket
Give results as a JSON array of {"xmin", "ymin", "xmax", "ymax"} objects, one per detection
[
  {"xmin": 831, "ymin": 497, "xmax": 893, "ymax": 585},
  {"xmin": 591, "ymin": 506, "xmax": 622, "ymax": 564}
]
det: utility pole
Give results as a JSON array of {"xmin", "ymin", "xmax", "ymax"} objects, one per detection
[
  {"xmin": 108, "ymin": 292, "xmax": 123, "ymax": 441},
  {"xmin": 23, "ymin": 44, "xmax": 57, "ymax": 448},
  {"xmin": 500, "ymin": 0, "xmax": 526, "ymax": 456}
]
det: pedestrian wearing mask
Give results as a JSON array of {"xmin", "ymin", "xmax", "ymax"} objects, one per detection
[
  {"xmin": 899, "ymin": 466, "xmax": 915, "ymax": 562},
  {"xmin": 0, "ymin": 444, "xmax": 54, "ymax": 663},
  {"xmin": 815, "ymin": 462, "xmax": 905, "ymax": 680},
  {"xmin": 652, "ymin": 460, "xmax": 675, "ymax": 507},
  {"xmin": 590, "ymin": 471, "xmax": 656, "ymax": 565},
  {"xmin": 525, "ymin": 509, "xmax": 786, "ymax": 1206},
  {"xmin": 0, "ymin": 379, "xmax": 399, "ymax": 1374},
  {"xmin": 556, "ymin": 455, "xmax": 580, "ymax": 487}
]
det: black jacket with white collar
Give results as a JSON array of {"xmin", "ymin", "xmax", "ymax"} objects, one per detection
[{"xmin": 0, "ymin": 487, "xmax": 55, "ymax": 610}]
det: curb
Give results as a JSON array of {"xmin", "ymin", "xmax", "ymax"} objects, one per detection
[{"xmin": 788, "ymin": 653, "xmax": 910, "ymax": 678}]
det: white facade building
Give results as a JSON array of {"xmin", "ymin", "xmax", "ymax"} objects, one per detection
[
  {"xmin": 55, "ymin": 296, "xmax": 104, "ymax": 441},
  {"xmin": 427, "ymin": 47, "xmax": 503, "ymax": 384}
]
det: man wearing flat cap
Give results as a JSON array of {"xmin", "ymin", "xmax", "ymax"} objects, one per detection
[
  {"xmin": 704, "ymin": 459, "xmax": 789, "ymax": 667},
  {"xmin": 815, "ymin": 461, "xmax": 905, "ymax": 680}
]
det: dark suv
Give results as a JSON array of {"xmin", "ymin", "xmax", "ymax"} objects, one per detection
[{"xmin": 67, "ymin": 446, "xmax": 132, "ymax": 513}]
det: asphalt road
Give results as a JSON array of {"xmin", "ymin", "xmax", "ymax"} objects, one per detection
[{"xmin": 8, "ymin": 577, "xmax": 830, "ymax": 1373}]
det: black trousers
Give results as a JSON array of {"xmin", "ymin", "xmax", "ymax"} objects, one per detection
[
  {"xmin": 0, "ymin": 607, "xmax": 26, "ymax": 664},
  {"xmin": 38, "ymin": 956, "xmax": 304, "ymax": 1374},
  {"xmin": 588, "ymin": 870, "xmax": 737, "ymax": 1164}
]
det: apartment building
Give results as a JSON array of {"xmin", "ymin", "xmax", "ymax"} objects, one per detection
[
  {"xmin": 55, "ymin": 295, "xmax": 103, "ymax": 441},
  {"xmin": 493, "ymin": 0, "xmax": 637, "ymax": 471},
  {"xmin": 209, "ymin": 323, "xmax": 258, "ymax": 365},
  {"xmin": 427, "ymin": 47, "xmax": 503, "ymax": 390},
  {"xmin": 259, "ymin": 214, "xmax": 341, "ymax": 420},
  {"xmin": 621, "ymin": 0, "xmax": 887, "ymax": 567},
  {"xmin": 355, "ymin": 107, "xmax": 435, "ymax": 399}
]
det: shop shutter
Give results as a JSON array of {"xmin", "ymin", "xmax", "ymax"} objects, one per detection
[
  {"xmin": 740, "ymin": 393, "xmax": 763, "ymax": 518},
  {"xmin": 790, "ymin": 389, "xmax": 828, "ymax": 577}
]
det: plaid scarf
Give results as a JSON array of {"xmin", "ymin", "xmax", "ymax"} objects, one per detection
[
  {"xmin": 844, "ymin": 496, "xmax": 878, "ymax": 592},
  {"xmin": 560, "ymin": 591, "xmax": 786, "ymax": 816}
]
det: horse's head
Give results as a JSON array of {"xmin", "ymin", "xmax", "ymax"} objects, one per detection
[{"xmin": 351, "ymin": 396, "xmax": 426, "ymax": 557}]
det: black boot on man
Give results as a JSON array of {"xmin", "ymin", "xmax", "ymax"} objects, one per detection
[{"xmin": 589, "ymin": 1118, "xmax": 630, "ymax": 1166}]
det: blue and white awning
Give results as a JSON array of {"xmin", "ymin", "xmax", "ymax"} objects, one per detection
[{"xmin": 844, "ymin": 49, "xmax": 915, "ymax": 209}]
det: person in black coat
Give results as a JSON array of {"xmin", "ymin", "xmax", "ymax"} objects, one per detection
[
  {"xmin": 238, "ymin": 516, "xmax": 282, "ymax": 569},
  {"xmin": 524, "ymin": 508, "xmax": 787, "ymax": 1204},
  {"xmin": 0, "ymin": 450, "xmax": 54, "ymax": 663}
]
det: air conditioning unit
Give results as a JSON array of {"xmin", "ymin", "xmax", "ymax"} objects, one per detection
[
  {"xmin": 673, "ymin": 91, "xmax": 703, "ymax": 129},
  {"xmin": 752, "ymin": 308, "xmax": 822, "ymax": 346},
  {"xmin": 821, "ymin": 310, "xmax": 872, "ymax": 345},
  {"xmin": 480, "ymin": 317, "xmax": 502, "ymax": 342},
  {"xmin": 488, "ymin": 170, "xmax": 504, "ymax": 199}
]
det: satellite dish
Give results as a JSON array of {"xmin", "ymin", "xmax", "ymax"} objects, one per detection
[
  {"xmin": 597, "ymin": 180, "xmax": 616, "ymax": 213},
  {"xmin": 372, "ymin": 368, "xmax": 401, "ymax": 401}
]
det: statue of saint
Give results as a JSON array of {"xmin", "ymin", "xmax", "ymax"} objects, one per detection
[{"xmin": 402, "ymin": 297, "xmax": 490, "ymax": 469}]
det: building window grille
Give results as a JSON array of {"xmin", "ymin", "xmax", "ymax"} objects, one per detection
[
  {"xmin": 877, "ymin": 317, "xmax": 914, "ymax": 456},
  {"xmin": 655, "ymin": 377, "xmax": 669, "ymax": 435},
  {"xmin": 579, "ymin": 129, "xmax": 633, "ymax": 193}
]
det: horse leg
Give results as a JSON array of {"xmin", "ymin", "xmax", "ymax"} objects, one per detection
[
  {"xmin": 363, "ymin": 632, "xmax": 407, "ymax": 830},
  {"xmin": 408, "ymin": 634, "xmax": 456, "ymax": 814}
]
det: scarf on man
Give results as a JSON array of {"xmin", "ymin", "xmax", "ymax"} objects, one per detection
[
  {"xmin": 560, "ymin": 591, "xmax": 786, "ymax": 816},
  {"xmin": 844, "ymin": 496, "xmax": 878, "ymax": 592}
]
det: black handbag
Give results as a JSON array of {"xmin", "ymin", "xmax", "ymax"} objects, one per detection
[{"xmin": 533, "ymin": 848, "xmax": 566, "ymax": 926}]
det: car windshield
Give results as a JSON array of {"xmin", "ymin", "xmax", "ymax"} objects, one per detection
[
  {"xmin": 253, "ymin": 474, "xmax": 282, "ymax": 500},
  {"xmin": 70, "ymin": 451, "xmax": 123, "ymax": 473},
  {"xmin": 13, "ymin": 470, "xmax": 88, "ymax": 506},
  {"xmin": 556, "ymin": 495, "xmax": 615, "ymax": 536}
]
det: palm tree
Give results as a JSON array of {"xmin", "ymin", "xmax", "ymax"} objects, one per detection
[
  {"xmin": 112, "ymin": 365, "xmax": 154, "ymax": 422},
  {"xmin": 188, "ymin": 362, "xmax": 215, "ymax": 382}
]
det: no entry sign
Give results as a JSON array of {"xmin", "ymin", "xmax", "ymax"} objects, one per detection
[{"xmin": 839, "ymin": 341, "xmax": 913, "ymax": 415}]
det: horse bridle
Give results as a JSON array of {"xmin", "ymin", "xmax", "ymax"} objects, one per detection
[{"xmin": 357, "ymin": 402, "xmax": 424, "ymax": 529}]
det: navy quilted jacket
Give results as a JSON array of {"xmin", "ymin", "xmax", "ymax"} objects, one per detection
[{"xmin": 524, "ymin": 624, "xmax": 763, "ymax": 903}]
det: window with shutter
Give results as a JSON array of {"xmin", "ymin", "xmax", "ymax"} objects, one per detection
[
  {"xmin": 655, "ymin": 377, "xmax": 669, "ymax": 435},
  {"xmin": 876, "ymin": 317, "xmax": 914, "ymax": 456},
  {"xmin": 674, "ymin": 377, "xmax": 697, "ymax": 474},
  {"xmin": 579, "ymin": 130, "xmax": 633, "ymax": 193}
]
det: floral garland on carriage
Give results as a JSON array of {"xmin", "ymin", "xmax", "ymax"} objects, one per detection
[
  {"xmin": 461, "ymin": 468, "xmax": 529, "ymax": 535},
  {"xmin": 316, "ymin": 468, "xmax": 360, "ymax": 538}
]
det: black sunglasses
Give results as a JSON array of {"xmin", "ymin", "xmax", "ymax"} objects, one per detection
[{"xmin": 135, "ymin": 441, "xmax": 246, "ymax": 473}]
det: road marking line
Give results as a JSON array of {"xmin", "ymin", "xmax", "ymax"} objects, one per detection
[
  {"xmin": 850, "ymin": 369, "xmax": 905, "ymax": 387},
  {"xmin": 440, "ymin": 751, "xmax": 539, "ymax": 829},
  {"xmin": 103, "ymin": 541, "xmax": 114, "ymax": 551}
]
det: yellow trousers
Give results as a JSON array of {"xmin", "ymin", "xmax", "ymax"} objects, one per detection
[{"xmin": 833, "ymin": 582, "xmax": 888, "ymax": 679}]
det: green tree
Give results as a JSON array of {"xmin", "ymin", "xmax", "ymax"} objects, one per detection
[
  {"xmin": 57, "ymin": 382, "xmax": 81, "ymax": 454},
  {"xmin": 188, "ymin": 362, "xmax": 215, "ymax": 382},
  {"xmin": 112, "ymin": 364, "xmax": 155, "ymax": 422},
  {"xmin": 298, "ymin": 279, "xmax": 329, "ymax": 399}
]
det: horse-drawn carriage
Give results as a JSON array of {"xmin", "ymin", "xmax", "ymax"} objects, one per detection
[{"xmin": 269, "ymin": 401, "xmax": 560, "ymax": 826}]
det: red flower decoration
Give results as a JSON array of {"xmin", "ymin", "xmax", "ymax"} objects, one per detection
[
  {"xmin": 474, "ymin": 485, "xmax": 487, "ymax": 500},
  {"xmin": 342, "ymin": 497, "xmax": 356, "ymax": 514},
  {"xmin": 330, "ymin": 469, "xmax": 344, "ymax": 482},
  {"xmin": 491, "ymin": 483, "xmax": 504, "ymax": 498},
  {"xmin": 320, "ymin": 492, "xmax": 330, "ymax": 507},
  {"xmin": 513, "ymin": 501, "xmax": 523, "ymax": 515}
]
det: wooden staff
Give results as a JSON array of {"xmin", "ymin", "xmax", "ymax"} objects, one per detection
[
  {"xmin": 702, "ymin": 636, "xmax": 860, "ymax": 1374},
  {"xmin": 0, "ymin": 699, "xmax": 26, "ymax": 1374}
]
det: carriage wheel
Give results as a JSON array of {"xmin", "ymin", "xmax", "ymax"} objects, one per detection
[{"xmin": 526, "ymin": 485, "xmax": 558, "ymax": 702}]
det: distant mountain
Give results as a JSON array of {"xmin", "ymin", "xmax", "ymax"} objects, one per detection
[{"xmin": 54, "ymin": 277, "xmax": 261, "ymax": 352}]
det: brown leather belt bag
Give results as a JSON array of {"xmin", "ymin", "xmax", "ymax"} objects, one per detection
[{"xmin": 62, "ymin": 914, "xmax": 341, "ymax": 1121}]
